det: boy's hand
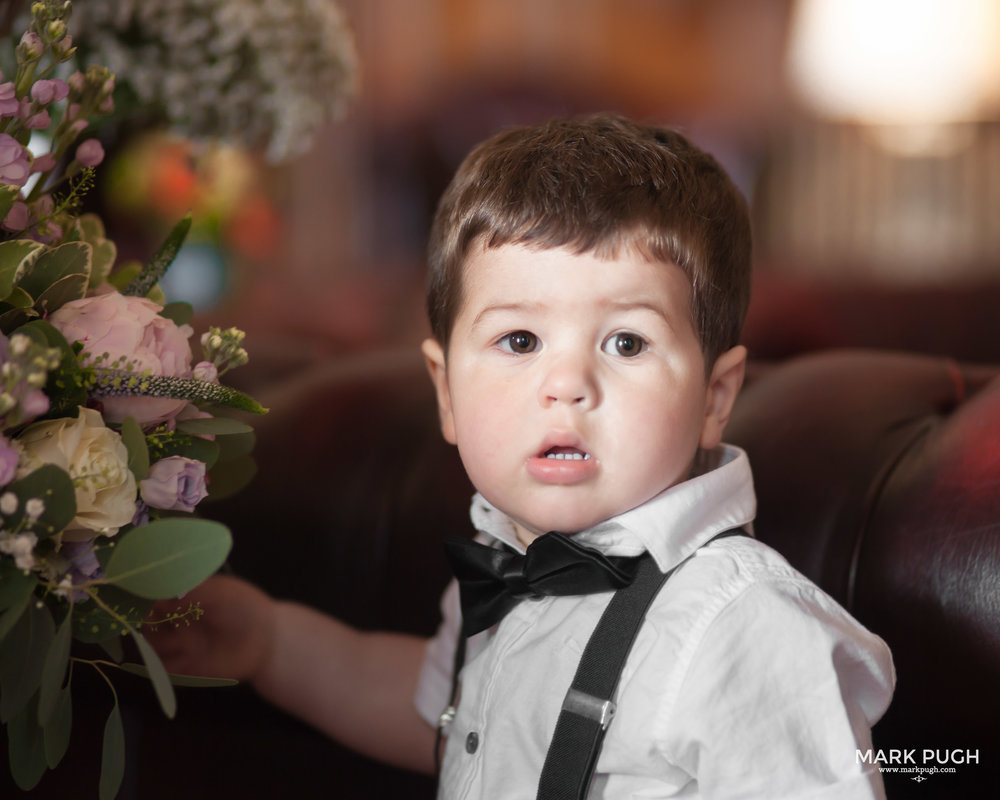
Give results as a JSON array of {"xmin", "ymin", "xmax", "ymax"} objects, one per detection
[{"xmin": 145, "ymin": 574, "xmax": 276, "ymax": 684}]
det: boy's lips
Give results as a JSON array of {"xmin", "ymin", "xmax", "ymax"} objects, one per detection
[{"xmin": 526, "ymin": 436, "xmax": 596, "ymax": 484}]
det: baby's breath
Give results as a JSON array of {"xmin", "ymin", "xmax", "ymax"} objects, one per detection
[{"xmin": 70, "ymin": 0, "xmax": 357, "ymax": 162}]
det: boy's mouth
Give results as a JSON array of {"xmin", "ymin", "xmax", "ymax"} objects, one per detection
[{"xmin": 543, "ymin": 446, "xmax": 591, "ymax": 461}]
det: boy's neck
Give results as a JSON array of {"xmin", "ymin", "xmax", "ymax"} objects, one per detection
[{"xmin": 514, "ymin": 522, "xmax": 540, "ymax": 549}]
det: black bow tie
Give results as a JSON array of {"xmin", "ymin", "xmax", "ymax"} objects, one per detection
[{"xmin": 444, "ymin": 532, "xmax": 647, "ymax": 636}]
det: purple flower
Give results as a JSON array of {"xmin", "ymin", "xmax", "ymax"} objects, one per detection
[
  {"xmin": 57, "ymin": 540, "xmax": 103, "ymax": 602},
  {"xmin": 30, "ymin": 79, "xmax": 69, "ymax": 105},
  {"xmin": 25, "ymin": 109, "xmax": 50, "ymax": 130},
  {"xmin": 19, "ymin": 389, "xmax": 49, "ymax": 419},
  {"xmin": 0, "ymin": 83, "xmax": 18, "ymax": 118},
  {"xmin": 0, "ymin": 436, "xmax": 18, "ymax": 486},
  {"xmin": 30, "ymin": 153, "xmax": 56, "ymax": 173},
  {"xmin": 2, "ymin": 201, "xmax": 28, "ymax": 232},
  {"xmin": 75, "ymin": 139, "xmax": 104, "ymax": 168},
  {"xmin": 18, "ymin": 32, "xmax": 43, "ymax": 61},
  {"xmin": 140, "ymin": 456, "xmax": 208, "ymax": 512},
  {"xmin": 0, "ymin": 134, "xmax": 30, "ymax": 186}
]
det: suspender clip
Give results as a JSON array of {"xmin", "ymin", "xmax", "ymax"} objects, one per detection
[{"xmin": 562, "ymin": 688, "xmax": 616, "ymax": 730}]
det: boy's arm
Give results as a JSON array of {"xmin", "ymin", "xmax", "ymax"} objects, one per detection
[
  {"xmin": 149, "ymin": 575, "xmax": 437, "ymax": 775},
  {"xmin": 256, "ymin": 600, "xmax": 437, "ymax": 774}
]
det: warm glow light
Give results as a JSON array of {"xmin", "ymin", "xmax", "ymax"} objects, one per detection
[{"xmin": 787, "ymin": 0, "xmax": 1000, "ymax": 126}]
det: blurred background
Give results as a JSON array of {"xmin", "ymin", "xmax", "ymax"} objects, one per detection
[{"xmin": 18, "ymin": 0, "xmax": 1000, "ymax": 382}]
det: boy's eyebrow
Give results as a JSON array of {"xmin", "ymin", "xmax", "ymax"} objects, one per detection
[
  {"xmin": 470, "ymin": 302, "xmax": 543, "ymax": 328},
  {"xmin": 471, "ymin": 298, "xmax": 674, "ymax": 327}
]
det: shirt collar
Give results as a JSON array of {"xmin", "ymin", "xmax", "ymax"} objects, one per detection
[{"xmin": 468, "ymin": 444, "xmax": 756, "ymax": 573}]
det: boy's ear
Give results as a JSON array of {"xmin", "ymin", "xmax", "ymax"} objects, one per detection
[
  {"xmin": 699, "ymin": 345, "xmax": 747, "ymax": 451},
  {"xmin": 421, "ymin": 338, "xmax": 457, "ymax": 445}
]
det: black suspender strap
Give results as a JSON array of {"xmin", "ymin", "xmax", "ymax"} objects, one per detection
[
  {"xmin": 534, "ymin": 552, "xmax": 667, "ymax": 800},
  {"xmin": 536, "ymin": 527, "xmax": 747, "ymax": 800}
]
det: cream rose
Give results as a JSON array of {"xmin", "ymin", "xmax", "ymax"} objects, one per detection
[{"xmin": 16, "ymin": 407, "xmax": 137, "ymax": 539}]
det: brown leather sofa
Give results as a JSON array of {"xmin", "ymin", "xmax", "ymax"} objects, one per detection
[{"xmin": 6, "ymin": 347, "xmax": 998, "ymax": 799}]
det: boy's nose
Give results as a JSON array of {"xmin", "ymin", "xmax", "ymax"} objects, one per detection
[{"xmin": 538, "ymin": 354, "xmax": 599, "ymax": 409}]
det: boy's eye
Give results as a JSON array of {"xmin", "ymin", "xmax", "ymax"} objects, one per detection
[
  {"xmin": 499, "ymin": 331, "xmax": 538, "ymax": 354},
  {"xmin": 602, "ymin": 332, "xmax": 645, "ymax": 357}
]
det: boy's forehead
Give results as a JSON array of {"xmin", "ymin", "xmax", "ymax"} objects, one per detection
[
  {"xmin": 458, "ymin": 241, "xmax": 687, "ymax": 288},
  {"xmin": 455, "ymin": 242, "xmax": 693, "ymax": 315}
]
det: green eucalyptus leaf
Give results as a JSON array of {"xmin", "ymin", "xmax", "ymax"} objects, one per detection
[
  {"xmin": 123, "ymin": 214, "xmax": 192, "ymax": 298},
  {"xmin": 0, "ymin": 559, "xmax": 35, "ymax": 612},
  {"xmin": 7, "ymin": 692, "xmax": 47, "ymax": 791},
  {"xmin": 43, "ymin": 683, "xmax": 72, "ymax": 769},
  {"xmin": 0, "ymin": 599, "xmax": 54, "ymax": 724},
  {"xmin": 2, "ymin": 463, "xmax": 77, "ymax": 541},
  {"xmin": 176, "ymin": 416, "xmax": 254, "ymax": 436},
  {"xmin": 121, "ymin": 416, "xmax": 150, "ymax": 480},
  {"xmin": 118, "ymin": 662, "xmax": 238, "ymax": 687},
  {"xmin": 160, "ymin": 301, "xmax": 194, "ymax": 327},
  {"xmin": 214, "ymin": 429, "xmax": 256, "ymax": 461},
  {"xmin": 38, "ymin": 610, "xmax": 72, "ymax": 726},
  {"xmin": 130, "ymin": 627, "xmax": 177, "ymax": 718},
  {"xmin": 103, "ymin": 518, "xmax": 232, "ymax": 599},
  {"xmin": 99, "ymin": 701, "xmax": 126, "ymax": 800},
  {"xmin": 149, "ymin": 432, "xmax": 220, "ymax": 469},
  {"xmin": 0, "ymin": 592, "xmax": 31, "ymax": 645},
  {"xmin": 0, "ymin": 239, "xmax": 45, "ymax": 299},
  {"xmin": 98, "ymin": 633, "xmax": 125, "ymax": 663},
  {"xmin": 71, "ymin": 584, "xmax": 153, "ymax": 644},
  {"xmin": 205, "ymin": 455, "xmax": 258, "ymax": 502}
]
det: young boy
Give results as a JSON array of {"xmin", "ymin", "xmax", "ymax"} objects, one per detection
[{"xmin": 153, "ymin": 114, "xmax": 894, "ymax": 798}]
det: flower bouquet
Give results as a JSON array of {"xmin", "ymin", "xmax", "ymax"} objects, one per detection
[{"xmin": 0, "ymin": 3, "xmax": 266, "ymax": 797}]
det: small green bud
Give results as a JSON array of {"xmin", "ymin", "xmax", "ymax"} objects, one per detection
[{"xmin": 46, "ymin": 19, "xmax": 67, "ymax": 41}]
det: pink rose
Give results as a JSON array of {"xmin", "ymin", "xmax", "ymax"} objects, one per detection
[
  {"xmin": 48, "ymin": 292, "xmax": 194, "ymax": 425},
  {"xmin": 140, "ymin": 456, "xmax": 208, "ymax": 512}
]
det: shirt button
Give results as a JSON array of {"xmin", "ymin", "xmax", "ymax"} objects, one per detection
[{"xmin": 465, "ymin": 732, "xmax": 480, "ymax": 754}]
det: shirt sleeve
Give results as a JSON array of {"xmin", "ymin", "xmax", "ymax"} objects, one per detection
[
  {"xmin": 414, "ymin": 578, "xmax": 462, "ymax": 727},
  {"xmin": 660, "ymin": 576, "xmax": 896, "ymax": 799}
]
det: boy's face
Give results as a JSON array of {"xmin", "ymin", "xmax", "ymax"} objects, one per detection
[{"xmin": 423, "ymin": 244, "xmax": 746, "ymax": 545}]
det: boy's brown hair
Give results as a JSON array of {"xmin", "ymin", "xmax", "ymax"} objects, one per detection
[{"xmin": 425, "ymin": 113, "xmax": 752, "ymax": 369}]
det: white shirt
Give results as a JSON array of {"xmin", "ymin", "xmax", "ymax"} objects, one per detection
[{"xmin": 415, "ymin": 446, "xmax": 895, "ymax": 799}]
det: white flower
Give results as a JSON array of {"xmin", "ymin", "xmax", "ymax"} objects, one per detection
[
  {"xmin": 16, "ymin": 407, "xmax": 137, "ymax": 539},
  {"xmin": 25, "ymin": 498, "xmax": 45, "ymax": 521},
  {"xmin": 0, "ymin": 531, "xmax": 38, "ymax": 570},
  {"xmin": 69, "ymin": 0, "xmax": 357, "ymax": 162},
  {"xmin": 0, "ymin": 492, "xmax": 17, "ymax": 516}
]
